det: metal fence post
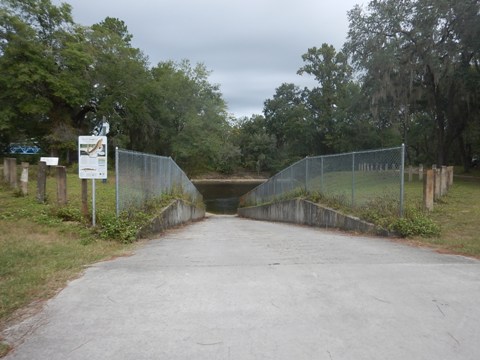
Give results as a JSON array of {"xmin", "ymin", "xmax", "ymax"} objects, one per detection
[
  {"xmin": 400, "ymin": 143, "xmax": 405, "ymax": 217},
  {"xmin": 115, "ymin": 147, "xmax": 119, "ymax": 217},
  {"xmin": 320, "ymin": 157, "xmax": 324, "ymax": 194},
  {"xmin": 305, "ymin": 157, "xmax": 309, "ymax": 192},
  {"xmin": 290, "ymin": 165, "xmax": 293, "ymax": 194},
  {"xmin": 352, "ymin": 152, "xmax": 356, "ymax": 207}
]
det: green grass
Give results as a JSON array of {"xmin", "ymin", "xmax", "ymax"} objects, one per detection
[
  {"xmin": 398, "ymin": 173, "xmax": 480, "ymax": 256},
  {"xmin": 0, "ymin": 343, "xmax": 9, "ymax": 357},
  {"xmin": 418, "ymin": 178, "xmax": 480, "ymax": 256},
  {"xmin": 0, "ymin": 170, "xmax": 134, "ymax": 334},
  {"xmin": 0, "ymin": 166, "xmax": 193, "ymax": 353}
]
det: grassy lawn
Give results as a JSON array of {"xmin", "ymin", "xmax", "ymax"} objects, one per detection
[
  {"xmin": 415, "ymin": 177, "xmax": 480, "ymax": 256},
  {"xmin": 0, "ymin": 168, "xmax": 132, "ymax": 354},
  {"xmin": 395, "ymin": 170, "xmax": 480, "ymax": 257}
]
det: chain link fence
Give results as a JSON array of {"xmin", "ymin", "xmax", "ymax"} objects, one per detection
[
  {"xmin": 240, "ymin": 145, "xmax": 405, "ymax": 216},
  {"xmin": 115, "ymin": 148, "xmax": 203, "ymax": 216}
]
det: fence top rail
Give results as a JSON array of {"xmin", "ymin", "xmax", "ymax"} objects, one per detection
[
  {"xmin": 307, "ymin": 146, "xmax": 403, "ymax": 160},
  {"xmin": 116, "ymin": 148, "xmax": 193, "ymax": 182},
  {"xmin": 117, "ymin": 148, "xmax": 171, "ymax": 161}
]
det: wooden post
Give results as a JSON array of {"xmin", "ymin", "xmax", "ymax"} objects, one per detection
[
  {"xmin": 37, "ymin": 161, "xmax": 47, "ymax": 203},
  {"xmin": 423, "ymin": 169, "xmax": 434, "ymax": 211},
  {"xmin": 81, "ymin": 179, "xmax": 89, "ymax": 219},
  {"xmin": 56, "ymin": 166, "xmax": 67, "ymax": 206},
  {"xmin": 20, "ymin": 162, "xmax": 29, "ymax": 195},
  {"xmin": 408, "ymin": 165, "xmax": 413, "ymax": 182},
  {"xmin": 419, "ymin": 164, "xmax": 423, "ymax": 181}
]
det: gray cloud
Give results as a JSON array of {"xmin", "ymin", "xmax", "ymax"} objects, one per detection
[{"xmin": 54, "ymin": 0, "xmax": 360, "ymax": 118}]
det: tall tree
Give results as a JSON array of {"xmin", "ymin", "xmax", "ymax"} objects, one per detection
[
  {"xmin": 0, "ymin": 1, "xmax": 152, "ymax": 157},
  {"xmin": 87, "ymin": 17, "xmax": 151, "ymax": 151},
  {"xmin": 345, "ymin": 0, "xmax": 480, "ymax": 167},
  {"xmin": 263, "ymin": 83, "xmax": 311, "ymax": 163},
  {"xmin": 0, "ymin": 0, "xmax": 91, "ymax": 154},
  {"xmin": 234, "ymin": 115, "xmax": 276, "ymax": 172},
  {"xmin": 297, "ymin": 44, "xmax": 355, "ymax": 154},
  {"xmin": 149, "ymin": 60, "xmax": 232, "ymax": 174}
]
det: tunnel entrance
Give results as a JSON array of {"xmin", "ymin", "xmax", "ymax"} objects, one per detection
[{"xmin": 193, "ymin": 179, "xmax": 265, "ymax": 215}]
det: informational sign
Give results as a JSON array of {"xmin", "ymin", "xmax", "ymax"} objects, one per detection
[{"xmin": 78, "ymin": 136, "xmax": 107, "ymax": 179}]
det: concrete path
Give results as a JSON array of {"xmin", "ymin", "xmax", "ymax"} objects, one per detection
[{"xmin": 3, "ymin": 215, "xmax": 480, "ymax": 360}]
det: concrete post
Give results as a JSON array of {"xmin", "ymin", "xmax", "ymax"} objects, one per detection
[
  {"xmin": 440, "ymin": 166, "xmax": 448, "ymax": 196},
  {"xmin": 423, "ymin": 169, "xmax": 434, "ymax": 211},
  {"xmin": 447, "ymin": 166, "xmax": 454, "ymax": 188},
  {"xmin": 434, "ymin": 168, "xmax": 441, "ymax": 201},
  {"xmin": 56, "ymin": 166, "xmax": 67, "ymax": 206},
  {"xmin": 37, "ymin": 161, "xmax": 47, "ymax": 203},
  {"xmin": 21, "ymin": 162, "xmax": 29, "ymax": 195},
  {"xmin": 419, "ymin": 164, "xmax": 423, "ymax": 181},
  {"xmin": 8, "ymin": 158, "xmax": 17, "ymax": 188},
  {"xmin": 408, "ymin": 165, "xmax": 413, "ymax": 182},
  {"xmin": 3, "ymin": 158, "xmax": 9, "ymax": 183}
]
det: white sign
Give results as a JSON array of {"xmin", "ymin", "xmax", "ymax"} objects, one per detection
[
  {"xmin": 78, "ymin": 136, "xmax": 107, "ymax": 179},
  {"xmin": 40, "ymin": 157, "xmax": 59, "ymax": 166}
]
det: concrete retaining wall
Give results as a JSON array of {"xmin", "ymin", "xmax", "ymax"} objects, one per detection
[
  {"xmin": 139, "ymin": 200, "xmax": 205, "ymax": 237},
  {"xmin": 238, "ymin": 199, "xmax": 391, "ymax": 236}
]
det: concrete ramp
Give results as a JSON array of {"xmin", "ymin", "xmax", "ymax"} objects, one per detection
[{"xmin": 4, "ymin": 216, "xmax": 480, "ymax": 360}]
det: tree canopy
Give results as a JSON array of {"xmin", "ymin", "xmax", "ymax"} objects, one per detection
[
  {"xmin": 344, "ymin": 0, "xmax": 480, "ymax": 168},
  {"xmin": 242, "ymin": 0, "xmax": 480, "ymax": 171},
  {"xmin": 0, "ymin": 0, "xmax": 234, "ymax": 174},
  {"xmin": 2, "ymin": 0, "xmax": 479, "ymax": 175}
]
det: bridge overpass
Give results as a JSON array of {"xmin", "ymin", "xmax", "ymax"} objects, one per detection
[{"xmin": 4, "ymin": 214, "xmax": 480, "ymax": 360}]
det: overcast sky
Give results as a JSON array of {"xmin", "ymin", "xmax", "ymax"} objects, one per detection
[{"xmin": 55, "ymin": 0, "xmax": 362, "ymax": 118}]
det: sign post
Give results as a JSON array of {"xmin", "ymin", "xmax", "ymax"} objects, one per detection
[{"xmin": 78, "ymin": 136, "xmax": 107, "ymax": 227}]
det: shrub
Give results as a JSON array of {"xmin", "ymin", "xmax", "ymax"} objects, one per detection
[
  {"xmin": 53, "ymin": 206, "xmax": 83, "ymax": 222},
  {"xmin": 98, "ymin": 213, "xmax": 148, "ymax": 244},
  {"xmin": 313, "ymin": 194, "xmax": 441, "ymax": 238},
  {"xmin": 391, "ymin": 207, "xmax": 440, "ymax": 238}
]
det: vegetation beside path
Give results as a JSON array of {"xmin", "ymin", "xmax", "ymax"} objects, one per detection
[
  {"xmin": 0, "ymin": 168, "xmax": 185, "ymax": 355},
  {"xmin": 306, "ymin": 173, "xmax": 480, "ymax": 257},
  {"xmin": 421, "ymin": 177, "xmax": 480, "ymax": 256}
]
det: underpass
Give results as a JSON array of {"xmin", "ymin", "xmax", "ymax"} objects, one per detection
[{"xmin": 4, "ymin": 215, "xmax": 480, "ymax": 360}]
